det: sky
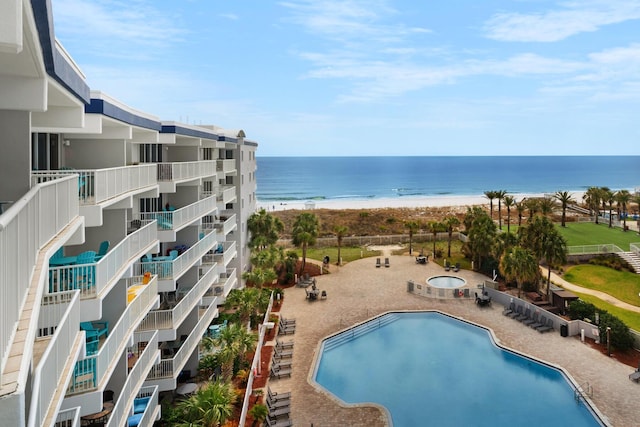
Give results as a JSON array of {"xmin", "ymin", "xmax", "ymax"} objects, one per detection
[{"xmin": 51, "ymin": 0, "xmax": 640, "ymax": 157}]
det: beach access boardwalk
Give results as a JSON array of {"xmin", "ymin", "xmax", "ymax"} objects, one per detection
[{"xmin": 269, "ymin": 254, "xmax": 637, "ymax": 427}]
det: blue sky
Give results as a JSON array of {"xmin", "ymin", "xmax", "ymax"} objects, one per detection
[{"xmin": 52, "ymin": 0, "xmax": 640, "ymax": 156}]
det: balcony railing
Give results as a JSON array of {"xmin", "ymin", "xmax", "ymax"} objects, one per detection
[
  {"xmin": 214, "ymin": 241, "xmax": 236, "ymax": 267},
  {"xmin": 66, "ymin": 276, "xmax": 158, "ymax": 395},
  {"xmin": 48, "ymin": 220, "xmax": 158, "ymax": 299},
  {"xmin": 29, "ymin": 291, "xmax": 81, "ymax": 427},
  {"xmin": 54, "ymin": 407, "xmax": 81, "ymax": 427},
  {"xmin": 216, "ymin": 186, "xmax": 236, "ymax": 205},
  {"xmin": 138, "ymin": 264, "xmax": 218, "ymax": 332},
  {"xmin": 106, "ymin": 332, "xmax": 158, "ymax": 427},
  {"xmin": 156, "ymin": 161, "xmax": 216, "ymax": 182},
  {"xmin": 216, "ymin": 159, "xmax": 236, "ymax": 174},
  {"xmin": 139, "ymin": 196, "xmax": 216, "ymax": 231},
  {"xmin": 1, "ymin": 175, "xmax": 78, "ymax": 384},
  {"xmin": 31, "ymin": 164, "xmax": 157, "ymax": 205},
  {"xmin": 146, "ymin": 303, "xmax": 218, "ymax": 380},
  {"xmin": 135, "ymin": 231, "xmax": 218, "ymax": 281},
  {"xmin": 216, "ymin": 212, "xmax": 237, "ymax": 236}
]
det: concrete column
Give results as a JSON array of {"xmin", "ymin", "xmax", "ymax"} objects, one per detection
[{"xmin": 0, "ymin": 110, "xmax": 31, "ymax": 202}]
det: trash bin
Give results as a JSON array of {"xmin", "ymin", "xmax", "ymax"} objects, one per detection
[{"xmin": 560, "ymin": 324, "xmax": 568, "ymax": 337}]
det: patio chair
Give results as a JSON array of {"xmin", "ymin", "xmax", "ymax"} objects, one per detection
[
  {"xmin": 530, "ymin": 315, "xmax": 546, "ymax": 330},
  {"xmin": 523, "ymin": 311, "xmax": 539, "ymax": 327},
  {"xmin": 444, "ymin": 262, "xmax": 450, "ymax": 271},
  {"xmin": 85, "ymin": 337, "xmax": 100, "ymax": 356},
  {"xmin": 536, "ymin": 318, "xmax": 554, "ymax": 333},
  {"xmin": 271, "ymin": 360, "xmax": 293, "ymax": 371},
  {"xmin": 515, "ymin": 307, "xmax": 531, "ymax": 322},
  {"xmin": 453, "ymin": 262, "xmax": 460, "ymax": 272},
  {"xmin": 81, "ymin": 320, "xmax": 109, "ymax": 340},
  {"xmin": 502, "ymin": 301, "xmax": 515, "ymax": 316},
  {"xmin": 95, "ymin": 240, "xmax": 110, "ymax": 261},
  {"xmin": 267, "ymin": 387, "xmax": 291, "ymax": 403},
  {"xmin": 321, "ymin": 290, "xmax": 327, "ymax": 299},
  {"xmin": 629, "ymin": 362, "xmax": 640, "ymax": 382},
  {"xmin": 265, "ymin": 416, "xmax": 293, "ymax": 427},
  {"xmin": 273, "ymin": 347, "xmax": 294, "ymax": 359},
  {"xmin": 280, "ymin": 316, "xmax": 296, "ymax": 326},
  {"xmin": 74, "ymin": 251, "xmax": 97, "ymax": 288},
  {"xmin": 384, "ymin": 257, "xmax": 390, "ymax": 268},
  {"xmin": 508, "ymin": 305, "xmax": 523, "ymax": 319},
  {"xmin": 376, "ymin": 258, "xmax": 381, "ymax": 268},
  {"xmin": 267, "ymin": 395, "xmax": 291, "ymax": 410},
  {"xmin": 276, "ymin": 339, "xmax": 294, "ymax": 350},
  {"xmin": 270, "ymin": 366, "xmax": 292, "ymax": 379},
  {"xmin": 268, "ymin": 404, "xmax": 291, "ymax": 420}
]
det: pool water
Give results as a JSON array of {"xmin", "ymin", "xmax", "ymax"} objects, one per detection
[
  {"xmin": 314, "ymin": 312, "xmax": 603, "ymax": 427},
  {"xmin": 427, "ymin": 275, "xmax": 466, "ymax": 288}
]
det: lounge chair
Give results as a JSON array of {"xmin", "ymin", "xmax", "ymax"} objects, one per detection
[
  {"xmin": 321, "ymin": 290, "xmax": 327, "ymax": 299},
  {"xmin": 376, "ymin": 258, "xmax": 381, "ymax": 268},
  {"xmin": 271, "ymin": 360, "xmax": 293, "ymax": 371},
  {"xmin": 265, "ymin": 416, "xmax": 293, "ymax": 427},
  {"xmin": 523, "ymin": 311, "xmax": 539, "ymax": 327},
  {"xmin": 629, "ymin": 362, "xmax": 640, "ymax": 382},
  {"xmin": 453, "ymin": 263, "xmax": 460, "ymax": 272},
  {"xmin": 530, "ymin": 315, "xmax": 546, "ymax": 330},
  {"xmin": 508, "ymin": 305, "xmax": 523, "ymax": 319},
  {"xmin": 515, "ymin": 307, "xmax": 531, "ymax": 322},
  {"xmin": 270, "ymin": 366, "xmax": 292, "ymax": 379},
  {"xmin": 276, "ymin": 339, "xmax": 294, "ymax": 350},
  {"xmin": 278, "ymin": 323, "xmax": 295, "ymax": 335},
  {"xmin": 536, "ymin": 318, "xmax": 554, "ymax": 333},
  {"xmin": 502, "ymin": 302, "xmax": 515, "ymax": 316},
  {"xmin": 384, "ymin": 257, "xmax": 390, "ymax": 267},
  {"xmin": 267, "ymin": 387, "xmax": 291, "ymax": 402},
  {"xmin": 267, "ymin": 394, "xmax": 291, "ymax": 409},
  {"xmin": 268, "ymin": 405, "xmax": 291, "ymax": 420},
  {"xmin": 280, "ymin": 316, "xmax": 296, "ymax": 326},
  {"xmin": 273, "ymin": 347, "xmax": 293, "ymax": 359}
]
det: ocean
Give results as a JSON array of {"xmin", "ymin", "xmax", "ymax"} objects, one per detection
[{"xmin": 255, "ymin": 156, "xmax": 639, "ymax": 203}]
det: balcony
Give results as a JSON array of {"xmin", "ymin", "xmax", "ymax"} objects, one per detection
[
  {"xmin": 137, "ymin": 263, "xmax": 219, "ymax": 334},
  {"xmin": 54, "ymin": 407, "xmax": 81, "ymax": 427},
  {"xmin": 203, "ymin": 268, "xmax": 236, "ymax": 306},
  {"xmin": 66, "ymin": 276, "xmax": 158, "ymax": 395},
  {"xmin": 31, "ymin": 164, "xmax": 158, "ymax": 206},
  {"xmin": 214, "ymin": 211, "xmax": 237, "ymax": 236},
  {"xmin": 157, "ymin": 161, "xmax": 217, "ymax": 193},
  {"xmin": 216, "ymin": 185, "xmax": 236, "ymax": 206},
  {"xmin": 105, "ymin": 332, "xmax": 159, "ymax": 427},
  {"xmin": 135, "ymin": 231, "xmax": 218, "ymax": 292},
  {"xmin": 48, "ymin": 221, "xmax": 158, "ymax": 300},
  {"xmin": 214, "ymin": 241, "xmax": 237, "ymax": 268},
  {"xmin": 30, "ymin": 291, "xmax": 84, "ymax": 427},
  {"xmin": 139, "ymin": 196, "xmax": 217, "ymax": 241},
  {"xmin": 145, "ymin": 302, "xmax": 218, "ymax": 391},
  {"xmin": 216, "ymin": 159, "xmax": 236, "ymax": 175}
]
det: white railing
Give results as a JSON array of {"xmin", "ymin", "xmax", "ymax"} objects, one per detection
[
  {"xmin": 214, "ymin": 241, "xmax": 237, "ymax": 267},
  {"xmin": 221, "ymin": 269, "xmax": 237, "ymax": 296},
  {"xmin": 216, "ymin": 159, "xmax": 236, "ymax": 174},
  {"xmin": 138, "ymin": 264, "xmax": 218, "ymax": 332},
  {"xmin": 217, "ymin": 213, "xmax": 237, "ymax": 236},
  {"xmin": 140, "ymin": 196, "xmax": 217, "ymax": 231},
  {"xmin": 106, "ymin": 332, "xmax": 158, "ymax": 427},
  {"xmin": 48, "ymin": 220, "xmax": 157, "ymax": 299},
  {"xmin": 1, "ymin": 175, "xmax": 78, "ymax": 383},
  {"xmin": 54, "ymin": 407, "xmax": 81, "ymax": 427},
  {"xmin": 31, "ymin": 164, "xmax": 157, "ymax": 205},
  {"xmin": 147, "ymin": 303, "xmax": 218, "ymax": 380},
  {"xmin": 67, "ymin": 276, "xmax": 157, "ymax": 395},
  {"xmin": 567, "ymin": 244, "xmax": 624, "ymax": 255},
  {"xmin": 238, "ymin": 293, "xmax": 273, "ymax": 426},
  {"xmin": 156, "ymin": 161, "xmax": 216, "ymax": 182},
  {"xmin": 216, "ymin": 186, "xmax": 236, "ymax": 205},
  {"xmin": 28, "ymin": 291, "xmax": 81, "ymax": 427},
  {"xmin": 631, "ymin": 243, "xmax": 640, "ymax": 255}
]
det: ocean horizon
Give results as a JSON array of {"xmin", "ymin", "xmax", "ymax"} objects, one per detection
[{"xmin": 256, "ymin": 156, "xmax": 640, "ymax": 204}]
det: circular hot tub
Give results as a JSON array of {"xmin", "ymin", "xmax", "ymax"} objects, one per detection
[{"xmin": 427, "ymin": 275, "xmax": 466, "ymax": 288}]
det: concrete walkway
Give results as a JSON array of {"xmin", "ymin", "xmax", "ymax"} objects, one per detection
[
  {"xmin": 267, "ymin": 254, "xmax": 638, "ymax": 427},
  {"xmin": 541, "ymin": 267, "xmax": 640, "ymax": 313}
]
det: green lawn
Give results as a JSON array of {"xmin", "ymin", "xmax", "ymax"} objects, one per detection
[
  {"xmin": 292, "ymin": 246, "xmax": 381, "ymax": 264},
  {"xmin": 563, "ymin": 265, "xmax": 640, "ymax": 306},
  {"xmin": 556, "ymin": 221, "xmax": 640, "ymax": 249}
]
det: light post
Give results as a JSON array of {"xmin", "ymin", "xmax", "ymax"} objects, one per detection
[{"xmin": 606, "ymin": 327, "xmax": 611, "ymax": 357}]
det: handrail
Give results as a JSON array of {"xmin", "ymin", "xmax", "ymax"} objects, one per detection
[
  {"xmin": 1, "ymin": 175, "xmax": 78, "ymax": 384},
  {"xmin": 140, "ymin": 196, "xmax": 217, "ymax": 231},
  {"xmin": 157, "ymin": 161, "xmax": 216, "ymax": 182}
]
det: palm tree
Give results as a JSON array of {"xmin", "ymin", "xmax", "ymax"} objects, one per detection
[
  {"xmin": 524, "ymin": 197, "xmax": 539, "ymax": 219},
  {"xmin": 224, "ymin": 288, "xmax": 260, "ymax": 326},
  {"xmin": 515, "ymin": 200, "xmax": 526, "ymax": 227},
  {"xmin": 502, "ymin": 195, "xmax": 515, "ymax": 233},
  {"xmin": 554, "ymin": 191, "xmax": 574, "ymax": 227},
  {"xmin": 484, "ymin": 190, "xmax": 497, "ymax": 219},
  {"xmin": 247, "ymin": 209, "xmax": 284, "ymax": 251},
  {"xmin": 541, "ymin": 231, "xmax": 567, "ymax": 300},
  {"xmin": 334, "ymin": 225, "xmax": 348, "ymax": 265},
  {"xmin": 249, "ymin": 403, "xmax": 269, "ymax": 427},
  {"xmin": 443, "ymin": 216, "xmax": 460, "ymax": 258},
  {"xmin": 292, "ymin": 212, "xmax": 319, "ymax": 275},
  {"xmin": 604, "ymin": 189, "xmax": 615, "ymax": 228},
  {"xmin": 615, "ymin": 189, "xmax": 631, "ymax": 231},
  {"xmin": 176, "ymin": 380, "xmax": 236, "ymax": 426},
  {"xmin": 499, "ymin": 246, "xmax": 538, "ymax": 298},
  {"xmin": 404, "ymin": 221, "xmax": 420, "ymax": 255},
  {"xmin": 583, "ymin": 187, "xmax": 601, "ymax": 224},
  {"xmin": 464, "ymin": 207, "xmax": 497, "ymax": 271},
  {"xmin": 495, "ymin": 190, "xmax": 507, "ymax": 229},
  {"xmin": 426, "ymin": 221, "xmax": 445, "ymax": 260},
  {"xmin": 204, "ymin": 323, "xmax": 256, "ymax": 380},
  {"xmin": 538, "ymin": 197, "xmax": 555, "ymax": 218}
]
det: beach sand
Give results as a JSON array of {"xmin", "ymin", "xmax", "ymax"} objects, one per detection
[{"xmin": 258, "ymin": 192, "xmax": 586, "ymax": 212}]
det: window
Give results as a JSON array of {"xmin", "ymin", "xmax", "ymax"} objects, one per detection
[{"xmin": 31, "ymin": 133, "xmax": 60, "ymax": 170}]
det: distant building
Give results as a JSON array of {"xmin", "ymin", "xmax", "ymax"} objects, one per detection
[{"xmin": 0, "ymin": 2, "xmax": 257, "ymax": 425}]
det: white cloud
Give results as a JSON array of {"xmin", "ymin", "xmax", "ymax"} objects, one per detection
[
  {"xmin": 483, "ymin": 0, "xmax": 640, "ymax": 42},
  {"xmin": 219, "ymin": 13, "xmax": 239, "ymax": 21}
]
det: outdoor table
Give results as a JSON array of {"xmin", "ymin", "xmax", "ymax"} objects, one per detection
[{"xmin": 49, "ymin": 256, "xmax": 78, "ymax": 266}]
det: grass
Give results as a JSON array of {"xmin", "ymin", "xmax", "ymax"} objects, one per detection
[
  {"xmin": 569, "ymin": 291, "xmax": 640, "ymax": 332},
  {"xmin": 293, "ymin": 246, "xmax": 382, "ymax": 264},
  {"xmin": 557, "ymin": 221, "xmax": 640, "ymax": 248},
  {"xmin": 563, "ymin": 265, "xmax": 640, "ymax": 306}
]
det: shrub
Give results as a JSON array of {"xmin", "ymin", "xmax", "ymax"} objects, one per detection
[
  {"xmin": 568, "ymin": 300, "xmax": 597, "ymax": 321},
  {"xmin": 598, "ymin": 312, "xmax": 635, "ymax": 351}
]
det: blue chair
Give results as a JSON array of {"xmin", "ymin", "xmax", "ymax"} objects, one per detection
[
  {"xmin": 133, "ymin": 396, "xmax": 150, "ymax": 414},
  {"xmin": 127, "ymin": 413, "xmax": 143, "ymax": 427},
  {"xmin": 95, "ymin": 241, "xmax": 110, "ymax": 261},
  {"xmin": 74, "ymin": 251, "xmax": 96, "ymax": 288},
  {"xmin": 81, "ymin": 321, "xmax": 109, "ymax": 340},
  {"xmin": 86, "ymin": 337, "xmax": 100, "ymax": 355}
]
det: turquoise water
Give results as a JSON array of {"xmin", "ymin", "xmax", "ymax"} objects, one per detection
[
  {"xmin": 314, "ymin": 312, "xmax": 603, "ymax": 427},
  {"xmin": 256, "ymin": 156, "xmax": 639, "ymax": 202}
]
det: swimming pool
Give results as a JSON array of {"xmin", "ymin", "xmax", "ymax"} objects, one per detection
[
  {"xmin": 313, "ymin": 312, "xmax": 604, "ymax": 427},
  {"xmin": 427, "ymin": 275, "xmax": 466, "ymax": 288}
]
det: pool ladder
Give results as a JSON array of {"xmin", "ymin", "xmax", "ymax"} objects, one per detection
[{"xmin": 574, "ymin": 382, "xmax": 592, "ymax": 404}]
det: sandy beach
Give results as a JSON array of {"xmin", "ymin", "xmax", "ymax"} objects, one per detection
[{"xmin": 257, "ymin": 192, "xmax": 586, "ymax": 212}]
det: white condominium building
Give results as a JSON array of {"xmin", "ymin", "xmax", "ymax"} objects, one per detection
[{"xmin": 0, "ymin": 1, "xmax": 257, "ymax": 426}]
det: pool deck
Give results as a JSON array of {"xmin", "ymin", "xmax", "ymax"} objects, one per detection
[{"xmin": 268, "ymin": 253, "xmax": 638, "ymax": 426}]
